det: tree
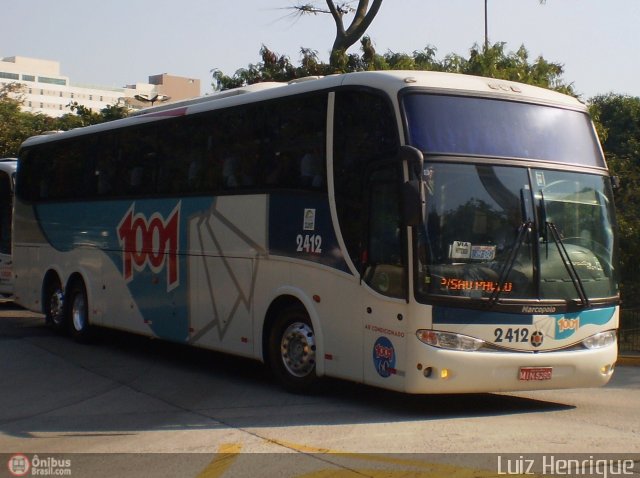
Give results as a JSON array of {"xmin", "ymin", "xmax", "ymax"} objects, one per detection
[
  {"xmin": 0, "ymin": 83, "xmax": 57, "ymax": 157},
  {"xmin": 290, "ymin": 0, "xmax": 383, "ymax": 69},
  {"xmin": 441, "ymin": 42, "xmax": 574, "ymax": 95},
  {"xmin": 211, "ymin": 41, "xmax": 573, "ymax": 96},
  {"xmin": 589, "ymin": 94, "xmax": 640, "ymax": 306},
  {"xmin": 0, "ymin": 83, "xmax": 129, "ymax": 157}
]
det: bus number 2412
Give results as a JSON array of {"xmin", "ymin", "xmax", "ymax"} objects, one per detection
[
  {"xmin": 494, "ymin": 327, "xmax": 529, "ymax": 343},
  {"xmin": 296, "ymin": 234, "xmax": 322, "ymax": 254}
]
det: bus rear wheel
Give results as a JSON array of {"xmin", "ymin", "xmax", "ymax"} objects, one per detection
[
  {"xmin": 268, "ymin": 305, "xmax": 319, "ymax": 393},
  {"xmin": 44, "ymin": 277, "xmax": 65, "ymax": 332},
  {"xmin": 66, "ymin": 279, "xmax": 92, "ymax": 342}
]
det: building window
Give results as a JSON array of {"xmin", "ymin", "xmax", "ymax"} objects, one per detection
[
  {"xmin": 22, "ymin": 74, "xmax": 35, "ymax": 82},
  {"xmin": 38, "ymin": 76, "xmax": 66, "ymax": 86},
  {"xmin": 0, "ymin": 72, "xmax": 19, "ymax": 80}
]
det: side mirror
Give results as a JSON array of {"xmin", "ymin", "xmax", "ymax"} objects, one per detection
[
  {"xmin": 399, "ymin": 146, "xmax": 425, "ymax": 226},
  {"xmin": 397, "ymin": 145, "xmax": 424, "ymax": 180}
]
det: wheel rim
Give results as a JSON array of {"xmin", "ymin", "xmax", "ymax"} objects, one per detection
[
  {"xmin": 71, "ymin": 292, "xmax": 87, "ymax": 332},
  {"xmin": 48, "ymin": 288, "xmax": 64, "ymax": 326},
  {"xmin": 280, "ymin": 322, "xmax": 316, "ymax": 378}
]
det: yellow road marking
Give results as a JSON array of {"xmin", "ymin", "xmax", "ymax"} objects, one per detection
[
  {"xmin": 197, "ymin": 443, "xmax": 243, "ymax": 478},
  {"xmin": 269, "ymin": 439, "xmax": 532, "ymax": 478},
  {"xmin": 196, "ymin": 439, "xmax": 537, "ymax": 478}
]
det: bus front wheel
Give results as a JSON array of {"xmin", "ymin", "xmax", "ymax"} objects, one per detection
[
  {"xmin": 268, "ymin": 305, "xmax": 319, "ymax": 393},
  {"xmin": 66, "ymin": 279, "xmax": 92, "ymax": 342}
]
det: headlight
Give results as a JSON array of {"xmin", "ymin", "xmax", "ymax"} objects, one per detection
[
  {"xmin": 582, "ymin": 330, "xmax": 616, "ymax": 349},
  {"xmin": 416, "ymin": 329, "xmax": 485, "ymax": 351}
]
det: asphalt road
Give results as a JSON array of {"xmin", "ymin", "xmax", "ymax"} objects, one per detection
[{"xmin": 0, "ymin": 302, "xmax": 638, "ymax": 477}]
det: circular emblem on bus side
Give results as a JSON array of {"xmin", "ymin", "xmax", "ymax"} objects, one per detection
[
  {"xmin": 373, "ymin": 336, "xmax": 396, "ymax": 378},
  {"xmin": 531, "ymin": 331, "xmax": 544, "ymax": 348}
]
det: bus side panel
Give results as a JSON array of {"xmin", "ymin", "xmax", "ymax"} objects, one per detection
[
  {"xmin": 361, "ymin": 291, "xmax": 410, "ymax": 392},
  {"xmin": 185, "ymin": 195, "xmax": 266, "ymax": 357},
  {"xmin": 264, "ymin": 192, "xmax": 365, "ymax": 381},
  {"xmin": 13, "ymin": 202, "xmax": 48, "ymax": 311},
  {"xmin": 293, "ymin": 264, "xmax": 363, "ymax": 382},
  {"xmin": 13, "ymin": 244, "xmax": 41, "ymax": 311}
]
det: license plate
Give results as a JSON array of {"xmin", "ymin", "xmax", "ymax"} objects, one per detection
[{"xmin": 519, "ymin": 367, "xmax": 552, "ymax": 381}]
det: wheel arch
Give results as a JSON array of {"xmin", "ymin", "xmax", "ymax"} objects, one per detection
[
  {"xmin": 65, "ymin": 271, "xmax": 86, "ymax": 290},
  {"xmin": 260, "ymin": 289, "xmax": 325, "ymax": 377}
]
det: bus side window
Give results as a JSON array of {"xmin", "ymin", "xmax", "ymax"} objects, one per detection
[
  {"xmin": 333, "ymin": 89, "xmax": 400, "ymax": 277},
  {"xmin": 265, "ymin": 94, "xmax": 327, "ymax": 191},
  {"xmin": 363, "ymin": 165, "xmax": 406, "ymax": 298}
]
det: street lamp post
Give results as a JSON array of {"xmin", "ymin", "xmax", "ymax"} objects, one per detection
[
  {"xmin": 484, "ymin": 0, "xmax": 489, "ymax": 51},
  {"xmin": 134, "ymin": 93, "xmax": 170, "ymax": 107}
]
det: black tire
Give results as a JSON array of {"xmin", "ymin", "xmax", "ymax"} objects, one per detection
[
  {"xmin": 43, "ymin": 276, "xmax": 66, "ymax": 333},
  {"xmin": 66, "ymin": 279, "xmax": 92, "ymax": 342},
  {"xmin": 267, "ymin": 305, "xmax": 319, "ymax": 393}
]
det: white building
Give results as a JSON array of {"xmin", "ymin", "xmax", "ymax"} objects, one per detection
[{"xmin": 0, "ymin": 56, "xmax": 201, "ymax": 117}]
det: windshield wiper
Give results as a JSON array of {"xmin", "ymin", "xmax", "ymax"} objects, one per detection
[
  {"xmin": 487, "ymin": 220, "xmax": 533, "ymax": 307},
  {"xmin": 545, "ymin": 221, "xmax": 590, "ymax": 307},
  {"xmin": 538, "ymin": 191, "xmax": 590, "ymax": 307}
]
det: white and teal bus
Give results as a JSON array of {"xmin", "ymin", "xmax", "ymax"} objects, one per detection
[{"xmin": 14, "ymin": 71, "xmax": 619, "ymax": 394}]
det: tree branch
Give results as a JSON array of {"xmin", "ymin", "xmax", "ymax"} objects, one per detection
[
  {"xmin": 326, "ymin": 0, "xmax": 347, "ymax": 40},
  {"xmin": 331, "ymin": 0, "xmax": 383, "ymax": 53}
]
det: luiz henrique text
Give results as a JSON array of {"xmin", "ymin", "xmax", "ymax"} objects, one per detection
[{"xmin": 497, "ymin": 455, "xmax": 636, "ymax": 477}]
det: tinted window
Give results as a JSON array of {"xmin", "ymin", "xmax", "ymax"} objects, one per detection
[
  {"xmin": 404, "ymin": 94, "xmax": 605, "ymax": 168},
  {"xmin": 333, "ymin": 89, "xmax": 399, "ymax": 273},
  {"xmin": 17, "ymin": 92, "xmax": 328, "ymax": 202}
]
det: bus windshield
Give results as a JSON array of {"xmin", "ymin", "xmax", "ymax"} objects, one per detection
[
  {"xmin": 403, "ymin": 94, "xmax": 605, "ymax": 168},
  {"xmin": 414, "ymin": 163, "xmax": 618, "ymax": 305}
]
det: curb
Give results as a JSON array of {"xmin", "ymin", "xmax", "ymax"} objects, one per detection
[{"xmin": 617, "ymin": 355, "xmax": 640, "ymax": 366}]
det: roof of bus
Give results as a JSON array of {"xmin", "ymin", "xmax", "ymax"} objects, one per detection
[
  {"xmin": 19, "ymin": 70, "xmax": 585, "ymax": 149},
  {"xmin": 341, "ymin": 70, "xmax": 584, "ymax": 108}
]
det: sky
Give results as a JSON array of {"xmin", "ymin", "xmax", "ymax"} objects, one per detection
[{"xmin": 3, "ymin": 0, "xmax": 640, "ymax": 99}]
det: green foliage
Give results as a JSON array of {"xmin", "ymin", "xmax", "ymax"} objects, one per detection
[
  {"xmin": 590, "ymin": 94, "xmax": 640, "ymax": 306},
  {"xmin": 0, "ymin": 83, "xmax": 57, "ymax": 157},
  {"xmin": 211, "ymin": 41, "xmax": 574, "ymax": 96},
  {"xmin": 590, "ymin": 94, "xmax": 640, "ymax": 159},
  {"xmin": 0, "ymin": 83, "xmax": 129, "ymax": 157},
  {"xmin": 211, "ymin": 45, "xmax": 336, "ymax": 91}
]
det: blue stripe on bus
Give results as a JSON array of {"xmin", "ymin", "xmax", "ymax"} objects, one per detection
[
  {"xmin": 34, "ymin": 193, "xmax": 351, "ymax": 342},
  {"xmin": 433, "ymin": 305, "xmax": 616, "ymax": 328},
  {"xmin": 433, "ymin": 307, "xmax": 534, "ymax": 325},
  {"xmin": 35, "ymin": 198, "xmax": 214, "ymax": 341}
]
